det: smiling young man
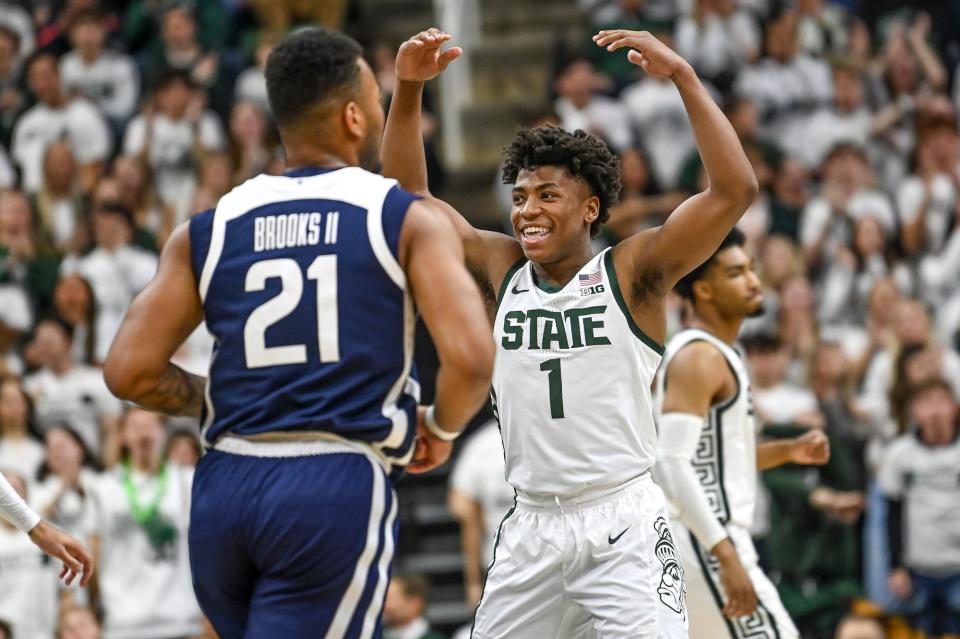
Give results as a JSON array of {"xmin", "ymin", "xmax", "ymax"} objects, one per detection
[{"xmin": 383, "ymin": 29, "xmax": 757, "ymax": 638}]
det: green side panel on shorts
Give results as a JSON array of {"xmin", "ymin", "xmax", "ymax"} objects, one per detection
[{"xmin": 469, "ymin": 494, "xmax": 518, "ymax": 638}]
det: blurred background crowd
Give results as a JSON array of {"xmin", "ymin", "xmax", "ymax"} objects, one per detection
[{"xmin": 0, "ymin": 0, "xmax": 958, "ymax": 638}]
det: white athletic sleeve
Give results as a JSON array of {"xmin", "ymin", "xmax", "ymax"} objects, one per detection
[
  {"xmin": 0, "ymin": 472, "xmax": 41, "ymax": 533},
  {"xmin": 654, "ymin": 412, "xmax": 729, "ymax": 551}
]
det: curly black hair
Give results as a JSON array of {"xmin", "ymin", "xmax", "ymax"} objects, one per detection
[
  {"xmin": 265, "ymin": 28, "xmax": 363, "ymax": 128},
  {"xmin": 501, "ymin": 126, "xmax": 621, "ymax": 237}
]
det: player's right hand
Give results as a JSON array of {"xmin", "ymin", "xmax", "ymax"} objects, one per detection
[
  {"xmin": 28, "ymin": 520, "xmax": 94, "ymax": 586},
  {"xmin": 715, "ymin": 543, "xmax": 758, "ymax": 618},
  {"xmin": 396, "ymin": 28, "xmax": 463, "ymax": 83},
  {"xmin": 407, "ymin": 407, "xmax": 454, "ymax": 473}
]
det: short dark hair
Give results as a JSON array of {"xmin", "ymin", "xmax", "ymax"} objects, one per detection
[
  {"xmin": 501, "ymin": 126, "xmax": 621, "ymax": 237},
  {"xmin": 38, "ymin": 314, "xmax": 75, "ymax": 343},
  {"xmin": 265, "ymin": 28, "xmax": 364, "ymax": 128},
  {"xmin": 152, "ymin": 68, "xmax": 194, "ymax": 94},
  {"xmin": 907, "ymin": 377, "xmax": 955, "ymax": 408},
  {"xmin": 674, "ymin": 227, "xmax": 746, "ymax": 301},
  {"xmin": 394, "ymin": 573, "xmax": 430, "ymax": 601},
  {"xmin": 94, "ymin": 201, "xmax": 135, "ymax": 229},
  {"xmin": 741, "ymin": 332, "xmax": 782, "ymax": 354},
  {"xmin": 69, "ymin": 7, "xmax": 104, "ymax": 30}
]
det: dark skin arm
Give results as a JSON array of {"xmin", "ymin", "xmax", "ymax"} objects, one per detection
[
  {"xmin": 103, "ymin": 223, "xmax": 205, "ymax": 416},
  {"xmin": 661, "ymin": 341, "xmax": 757, "ymax": 618},
  {"xmin": 593, "ymin": 31, "xmax": 758, "ymax": 344},
  {"xmin": 401, "ymin": 200, "xmax": 496, "ymax": 472},
  {"xmin": 381, "ymin": 29, "xmax": 523, "ymax": 318}
]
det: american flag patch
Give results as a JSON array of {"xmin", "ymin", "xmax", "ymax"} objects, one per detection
[{"xmin": 579, "ymin": 270, "xmax": 603, "ymax": 286}]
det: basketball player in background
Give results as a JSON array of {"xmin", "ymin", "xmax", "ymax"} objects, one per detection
[
  {"xmin": 654, "ymin": 228, "xmax": 830, "ymax": 638},
  {"xmin": 0, "ymin": 469, "xmax": 92, "ymax": 585},
  {"xmin": 103, "ymin": 28, "xmax": 494, "ymax": 638},
  {"xmin": 383, "ymin": 28, "xmax": 757, "ymax": 638}
]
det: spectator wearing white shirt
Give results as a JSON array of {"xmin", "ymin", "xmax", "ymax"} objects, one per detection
[
  {"xmin": 745, "ymin": 333, "xmax": 824, "ymax": 429},
  {"xmin": 797, "ymin": 61, "xmax": 873, "ymax": 168},
  {"xmin": 734, "ymin": 7, "xmax": 833, "ymax": 154},
  {"xmin": 88, "ymin": 409, "xmax": 201, "ymax": 639},
  {"xmin": 0, "ymin": 375, "xmax": 44, "ymax": 481},
  {"xmin": 23, "ymin": 317, "xmax": 121, "ymax": 462},
  {"xmin": 53, "ymin": 274, "xmax": 99, "ymax": 366},
  {"xmin": 11, "ymin": 52, "xmax": 111, "ymax": 194},
  {"xmin": 448, "ymin": 420, "xmax": 514, "ymax": 607},
  {"xmin": 32, "ymin": 424, "xmax": 101, "ymax": 542},
  {"xmin": 61, "ymin": 202, "xmax": 158, "ymax": 363},
  {"xmin": 0, "ymin": 471, "xmax": 59, "ymax": 639},
  {"xmin": 674, "ymin": 0, "xmax": 760, "ymax": 87},
  {"xmin": 879, "ymin": 379, "xmax": 960, "ymax": 636},
  {"xmin": 122, "ymin": 70, "xmax": 225, "ymax": 223},
  {"xmin": 60, "ymin": 8, "xmax": 140, "ymax": 131},
  {"xmin": 234, "ymin": 30, "xmax": 280, "ymax": 114},
  {"xmin": 553, "ymin": 56, "xmax": 632, "ymax": 152}
]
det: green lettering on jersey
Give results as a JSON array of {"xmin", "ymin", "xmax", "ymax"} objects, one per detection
[
  {"xmin": 539, "ymin": 310, "xmax": 569, "ymax": 350},
  {"xmin": 502, "ymin": 311, "xmax": 525, "ymax": 350},
  {"xmin": 499, "ymin": 306, "xmax": 609, "ymax": 351}
]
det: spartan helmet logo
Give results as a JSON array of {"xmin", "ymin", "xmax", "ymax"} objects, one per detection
[{"xmin": 654, "ymin": 516, "xmax": 687, "ymax": 618}]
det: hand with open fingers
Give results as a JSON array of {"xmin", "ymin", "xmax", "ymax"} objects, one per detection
[
  {"xmin": 28, "ymin": 520, "xmax": 94, "ymax": 587},
  {"xmin": 396, "ymin": 28, "xmax": 463, "ymax": 83},
  {"xmin": 592, "ymin": 30, "xmax": 688, "ymax": 79},
  {"xmin": 718, "ymin": 554, "xmax": 758, "ymax": 619},
  {"xmin": 406, "ymin": 407, "xmax": 453, "ymax": 474},
  {"xmin": 790, "ymin": 429, "xmax": 830, "ymax": 465}
]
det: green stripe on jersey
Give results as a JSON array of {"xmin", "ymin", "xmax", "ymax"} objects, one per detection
[
  {"xmin": 602, "ymin": 249, "xmax": 665, "ymax": 355},
  {"xmin": 496, "ymin": 257, "xmax": 529, "ymax": 311}
]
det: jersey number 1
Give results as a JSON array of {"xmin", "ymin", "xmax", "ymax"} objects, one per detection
[
  {"xmin": 539, "ymin": 358, "xmax": 565, "ymax": 419},
  {"xmin": 244, "ymin": 256, "xmax": 339, "ymax": 368}
]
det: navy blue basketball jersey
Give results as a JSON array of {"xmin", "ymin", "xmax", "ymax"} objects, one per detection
[{"xmin": 189, "ymin": 166, "xmax": 421, "ymax": 468}]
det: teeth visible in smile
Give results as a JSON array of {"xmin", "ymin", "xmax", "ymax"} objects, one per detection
[{"xmin": 523, "ymin": 226, "xmax": 550, "ymax": 237}]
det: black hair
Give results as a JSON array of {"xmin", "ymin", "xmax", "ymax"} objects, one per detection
[
  {"xmin": 37, "ymin": 314, "xmax": 75, "ymax": 343},
  {"xmin": 265, "ymin": 28, "xmax": 364, "ymax": 128},
  {"xmin": 69, "ymin": 7, "xmax": 104, "ymax": 29},
  {"xmin": 94, "ymin": 201, "xmax": 135, "ymax": 228},
  {"xmin": 674, "ymin": 227, "xmax": 746, "ymax": 301},
  {"xmin": 152, "ymin": 68, "xmax": 195, "ymax": 94},
  {"xmin": 501, "ymin": 126, "xmax": 621, "ymax": 237},
  {"xmin": 741, "ymin": 332, "xmax": 782, "ymax": 354}
]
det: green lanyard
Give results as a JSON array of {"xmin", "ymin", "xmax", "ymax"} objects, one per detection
[{"xmin": 121, "ymin": 462, "xmax": 169, "ymax": 525}]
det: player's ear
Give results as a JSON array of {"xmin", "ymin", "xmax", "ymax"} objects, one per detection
[
  {"xmin": 583, "ymin": 195, "xmax": 600, "ymax": 225},
  {"xmin": 343, "ymin": 100, "xmax": 367, "ymax": 141},
  {"xmin": 692, "ymin": 279, "xmax": 712, "ymax": 303}
]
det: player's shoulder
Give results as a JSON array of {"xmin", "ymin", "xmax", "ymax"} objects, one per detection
[{"xmin": 665, "ymin": 338, "xmax": 728, "ymax": 381}]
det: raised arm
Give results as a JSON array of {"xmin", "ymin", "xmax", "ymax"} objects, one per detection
[
  {"xmin": 381, "ymin": 30, "xmax": 523, "ymax": 307},
  {"xmin": 654, "ymin": 342, "xmax": 757, "ymax": 618},
  {"xmin": 596, "ymin": 31, "xmax": 758, "ymax": 290},
  {"xmin": 103, "ymin": 223, "xmax": 205, "ymax": 416}
]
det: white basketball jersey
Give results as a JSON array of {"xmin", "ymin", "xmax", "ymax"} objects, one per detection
[
  {"xmin": 492, "ymin": 248, "xmax": 663, "ymax": 497},
  {"xmin": 655, "ymin": 329, "xmax": 758, "ymax": 529}
]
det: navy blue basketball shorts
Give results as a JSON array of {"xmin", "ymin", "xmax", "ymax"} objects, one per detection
[{"xmin": 189, "ymin": 449, "xmax": 399, "ymax": 639}]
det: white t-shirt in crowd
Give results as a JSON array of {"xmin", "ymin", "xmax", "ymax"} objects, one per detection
[
  {"xmin": 621, "ymin": 77, "xmax": 705, "ymax": 188},
  {"xmin": 0, "ymin": 524, "xmax": 59, "ymax": 639},
  {"xmin": 0, "ymin": 283, "xmax": 33, "ymax": 332},
  {"xmin": 122, "ymin": 111, "xmax": 225, "ymax": 222},
  {"xmin": 793, "ymin": 106, "xmax": 873, "ymax": 168},
  {"xmin": 61, "ymin": 244, "xmax": 159, "ymax": 363},
  {"xmin": 896, "ymin": 172, "xmax": 957, "ymax": 254},
  {"xmin": 88, "ymin": 465, "xmax": 201, "ymax": 639},
  {"xmin": 0, "ymin": 437, "xmax": 45, "ymax": 482},
  {"xmin": 60, "ymin": 50, "xmax": 140, "ymax": 123},
  {"xmin": 752, "ymin": 383, "xmax": 819, "ymax": 425},
  {"xmin": 24, "ymin": 365, "xmax": 122, "ymax": 454},
  {"xmin": 449, "ymin": 421, "xmax": 514, "ymax": 566},
  {"xmin": 674, "ymin": 10, "xmax": 759, "ymax": 80},
  {"xmin": 555, "ymin": 95, "xmax": 633, "ymax": 152},
  {"xmin": 235, "ymin": 66, "xmax": 269, "ymax": 112},
  {"xmin": 11, "ymin": 98, "xmax": 112, "ymax": 192}
]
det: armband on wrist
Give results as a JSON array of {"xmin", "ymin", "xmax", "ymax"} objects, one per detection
[{"xmin": 424, "ymin": 405, "xmax": 461, "ymax": 441}]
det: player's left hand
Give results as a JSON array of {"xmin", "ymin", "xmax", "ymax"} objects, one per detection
[
  {"xmin": 407, "ymin": 407, "xmax": 453, "ymax": 473},
  {"xmin": 395, "ymin": 28, "xmax": 463, "ymax": 83},
  {"xmin": 790, "ymin": 429, "xmax": 830, "ymax": 465},
  {"xmin": 592, "ymin": 30, "xmax": 688, "ymax": 79}
]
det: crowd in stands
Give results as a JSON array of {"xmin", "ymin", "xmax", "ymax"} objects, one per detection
[{"xmin": 0, "ymin": 0, "xmax": 958, "ymax": 637}]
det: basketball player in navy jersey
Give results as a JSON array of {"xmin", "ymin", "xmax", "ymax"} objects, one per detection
[{"xmin": 103, "ymin": 29, "xmax": 494, "ymax": 638}]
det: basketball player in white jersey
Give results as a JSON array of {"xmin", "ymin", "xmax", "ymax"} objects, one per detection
[
  {"xmin": 0, "ymin": 470, "xmax": 92, "ymax": 585},
  {"xmin": 654, "ymin": 228, "xmax": 830, "ymax": 638},
  {"xmin": 383, "ymin": 29, "xmax": 757, "ymax": 638}
]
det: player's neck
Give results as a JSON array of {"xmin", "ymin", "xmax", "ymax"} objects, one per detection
[
  {"xmin": 688, "ymin": 313, "xmax": 742, "ymax": 345},
  {"xmin": 531, "ymin": 244, "xmax": 593, "ymax": 289},
  {"xmin": 284, "ymin": 150, "xmax": 352, "ymax": 172}
]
